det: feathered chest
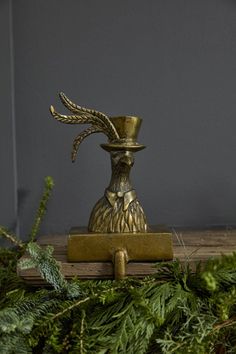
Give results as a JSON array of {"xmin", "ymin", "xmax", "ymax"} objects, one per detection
[
  {"xmin": 105, "ymin": 189, "xmax": 136, "ymax": 211},
  {"xmin": 88, "ymin": 189, "xmax": 147, "ymax": 233},
  {"xmin": 88, "ymin": 151, "xmax": 148, "ymax": 233}
]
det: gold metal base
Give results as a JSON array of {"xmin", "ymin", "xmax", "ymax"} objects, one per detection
[{"xmin": 68, "ymin": 226, "xmax": 173, "ymax": 280}]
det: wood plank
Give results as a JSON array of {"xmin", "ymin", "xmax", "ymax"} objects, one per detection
[{"xmin": 17, "ymin": 228, "xmax": 236, "ymax": 284}]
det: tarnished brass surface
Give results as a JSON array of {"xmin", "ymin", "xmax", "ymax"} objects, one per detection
[
  {"xmin": 100, "ymin": 116, "xmax": 145, "ymax": 152},
  {"xmin": 50, "ymin": 94, "xmax": 145, "ymax": 161},
  {"xmin": 113, "ymin": 249, "xmax": 128, "ymax": 280},
  {"xmin": 67, "ymin": 227, "xmax": 173, "ymax": 264},
  {"xmin": 50, "ymin": 93, "xmax": 148, "ymax": 233},
  {"xmin": 88, "ymin": 149, "xmax": 148, "ymax": 233},
  {"xmin": 50, "ymin": 93, "xmax": 173, "ymax": 278}
]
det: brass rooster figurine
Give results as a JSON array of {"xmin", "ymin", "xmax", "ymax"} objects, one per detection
[{"xmin": 50, "ymin": 93, "xmax": 148, "ymax": 233}]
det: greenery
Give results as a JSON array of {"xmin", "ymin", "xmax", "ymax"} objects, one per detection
[{"xmin": 1, "ymin": 178, "xmax": 236, "ymax": 353}]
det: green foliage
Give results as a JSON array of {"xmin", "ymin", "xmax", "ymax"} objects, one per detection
[
  {"xmin": 1, "ymin": 177, "xmax": 236, "ymax": 353},
  {"xmin": 30, "ymin": 176, "xmax": 54, "ymax": 242}
]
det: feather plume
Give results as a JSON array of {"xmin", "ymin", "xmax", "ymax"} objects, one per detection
[{"xmin": 50, "ymin": 93, "xmax": 120, "ymax": 161}]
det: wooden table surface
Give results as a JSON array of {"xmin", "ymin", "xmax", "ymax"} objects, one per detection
[{"xmin": 18, "ymin": 227, "xmax": 236, "ymax": 285}]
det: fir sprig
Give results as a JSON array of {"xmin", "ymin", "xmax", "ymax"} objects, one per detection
[
  {"xmin": 2, "ymin": 243, "xmax": 236, "ymax": 353},
  {"xmin": 1, "ymin": 178, "xmax": 236, "ymax": 353},
  {"xmin": 30, "ymin": 176, "xmax": 54, "ymax": 242},
  {"xmin": 0, "ymin": 227, "xmax": 24, "ymax": 248}
]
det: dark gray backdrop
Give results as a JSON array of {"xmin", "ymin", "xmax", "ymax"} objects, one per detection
[
  {"xmin": 0, "ymin": 0, "xmax": 17, "ymax": 233},
  {"xmin": 1, "ymin": 0, "xmax": 236, "ymax": 239}
]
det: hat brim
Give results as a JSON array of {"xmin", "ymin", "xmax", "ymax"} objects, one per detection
[{"xmin": 100, "ymin": 143, "xmax": 146, "ymax": 152}]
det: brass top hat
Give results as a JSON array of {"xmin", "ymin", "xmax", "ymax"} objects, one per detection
[{"xmin": 101, "ymin": 116, "xmax": 145, "ymax": 152}]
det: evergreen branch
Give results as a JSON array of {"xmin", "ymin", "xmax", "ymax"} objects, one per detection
[
  {"xmin": 51, "ymin": 297, "xmax": 90, "ymax": 321},
  {"xmin": 2, "ymin": 175, "xmax": 236, "ymax": 353},
  {"xmin": 0, "ymin": 334, "xmax": 31, "ymax": 354},
  {"xmin": 213, "ymin": 315, "xmax": 236, "ymax": 331},
  {"xmin": 48, "ymin": 285, "xmax": 123, "ymax": 323},
  {"xmin": 24, "ymin": 242, "xmax": 67, "ymax": 291},
  {"xmin": 0, "ymin": 227, "xmax": 24, "ymax": 248},
  {"xmin": 2, "ymin": 251, "xmax": 236, "ymax": 353},
  {"xmin": 80, "ymin": 310, "xmax": 85, "ymax": 354},
  {"xmin": 29, "ymin": 176, "xmax": 54, "ymax": 242}
]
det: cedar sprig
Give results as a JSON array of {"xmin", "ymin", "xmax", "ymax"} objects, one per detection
[{"xmin": 2, "ymin": 178, "xmax": 236, "ymax": 352}]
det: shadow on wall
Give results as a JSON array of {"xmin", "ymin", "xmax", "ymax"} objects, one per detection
[{"xmin": 17, "ymin": 188, "xmax": 31, "ymax": 233}]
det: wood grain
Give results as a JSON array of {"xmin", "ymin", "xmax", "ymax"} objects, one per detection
[{"xmin": 17, "ymin": 227, "xmax": 236, "ymax": 285}]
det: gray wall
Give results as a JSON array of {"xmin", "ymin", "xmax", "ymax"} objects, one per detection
[
  {"xmin": 0, "ymin": 0, "xmax": 17, "ymax": 232},
  {"xmin": 2, "ymin": 0, "xmax": 236, "ymax": 238}
]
